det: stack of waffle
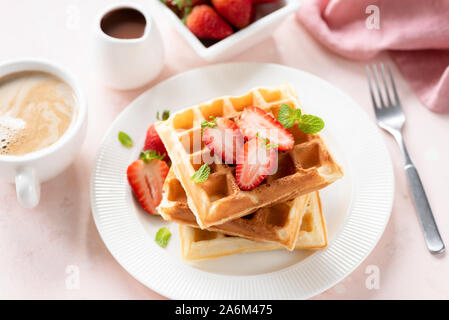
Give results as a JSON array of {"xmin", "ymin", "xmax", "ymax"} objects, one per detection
[{"xmin": 155, "ymin": 84, "xmax": 343, "ymax": 261}]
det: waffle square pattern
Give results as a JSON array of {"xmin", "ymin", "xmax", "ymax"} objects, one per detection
[
  {"xmin": 159, "ymin": 169, "xmax": 310, "ymax": 250},
  {"xmin": 155, "ymin": 84, "xmax": 343, "ymax": 229},
  {"xmin": 179, "ymin": 191, "xmax": 327, "ymax": 261}
]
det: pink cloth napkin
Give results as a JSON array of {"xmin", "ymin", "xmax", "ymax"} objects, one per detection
[{"xmin": 296, "ymin": 0, "xmax": 449, "ymax": 113}]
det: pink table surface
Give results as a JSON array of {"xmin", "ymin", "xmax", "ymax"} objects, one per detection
[{"xmin": 1, "ymin": 0, "xmax": 448, "ymax": 300}]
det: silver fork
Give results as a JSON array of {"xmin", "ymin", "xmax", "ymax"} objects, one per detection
[{"xmin": 366, "ymin": 63, "xmax": 445, "ymax": 254}]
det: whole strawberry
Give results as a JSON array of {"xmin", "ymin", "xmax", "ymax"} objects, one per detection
[
  {"xmin": 143, "ymin": 124, "xmax": 167, "ymax": 159},
  {"xmin": 186, "ymin": 5, "xmax": 233, "ymax": 40},
  {"xmin": 212, "ymin": 0, "xmax": 252, "ymax": 29}
]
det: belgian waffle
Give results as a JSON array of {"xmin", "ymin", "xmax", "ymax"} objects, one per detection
[
  {"xmin": 155, "ymin": 83, "xmax": 343, "ymax": 228},
  {"xmin": 179, "ymin": 192, "xmax": 327, "ymax": 261},
  {"xmin": 158, "ymin": 169, "xmax": 310, "ymax": 250}
]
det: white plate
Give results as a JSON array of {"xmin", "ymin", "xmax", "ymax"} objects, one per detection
[{"xmin": 90, "ymin": 63, "xmax": 394, "ymax": 299}]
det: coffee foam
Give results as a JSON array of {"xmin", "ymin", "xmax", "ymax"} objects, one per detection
[{"xmin": 0, "ymin": 116, "xmax": 26, "ymax": 155}]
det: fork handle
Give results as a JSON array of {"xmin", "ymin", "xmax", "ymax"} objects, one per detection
[
  {"xmin": 404, "ymin": 163, "xmax": 445, "ymax": 253},
  {"xmin": 393, "ymin": 133, "xmax": 445, "ymax": 253}
]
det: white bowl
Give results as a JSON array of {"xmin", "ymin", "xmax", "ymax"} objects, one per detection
[{"xmin": 153, "ymin": 0, "xmax": 301, "ymax": 61}]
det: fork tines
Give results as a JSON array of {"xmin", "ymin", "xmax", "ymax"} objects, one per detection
[{"xmin": 366, "ymin": 63, "xmax": 400, "ymax": 109}]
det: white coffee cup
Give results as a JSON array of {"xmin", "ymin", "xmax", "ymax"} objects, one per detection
[
  {"xmin": 92, "ymin": 2, "xmax": 164, "ymax": 90},
  {"xmin": 0, "ymin": 59, "xmax": 87, "ymax": 208}
]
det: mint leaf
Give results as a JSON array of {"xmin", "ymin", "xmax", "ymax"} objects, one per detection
[
  {"xmin": 201, "ymin": 117, "xmax": 217, "ymax": 129},
  {"xmin": 157, "ymin": 110, "xmax": 170, "ymax": 121},
  {"xmin": 278, "ymin": 104, "xmax": 324, "ymax": 134},
  {"xmin": 155, "ymin": 227, "xmax": 171, "ymax": 248},
  {"xmin": 140, "ymin": 150, "xmax": 165, "ymax": 163},
  {"xmin": 262, "ymin": 137, "xmax": 278, "ymax": 149},
  {"xmin": 278, "ymin": 104, "xmax": 298, "ymax": 128},
  {"xmin": 161, "ymin": 110, "xmax": 170, "ymax": 120},
  {"xmin": 190, "ymin": 164, "xmax": 210, "ymax": 183},
  {"xmin": 298, "ymin": 115, "xmax": 325, "ymax": 134},
  {"xmin": 182, "ymin": 6, "xmax": 192, "ymax": 24},
  {"xmin": 293, "ymin": 108, "xmax": 302, "ymax": 119},
  {"xmin": 266, "ymin": 143, "xmax": 279, "ymax": 149},
  {"xmin": 118, "ymin": 131, "xmax": 133, "ymax": 148},
  {"xmin": 173, "ymin": 0, "xmax": 184, "ymax": 9}
]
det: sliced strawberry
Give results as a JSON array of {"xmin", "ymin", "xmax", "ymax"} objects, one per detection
[
  {"xmin": 202, "ymin": 117, "xmax": 244, "ymax": 164},
  {"xmin": 144, "ymin": 124, "xmax": 167, "ymax": 159},
  {"xmin": 237, "ymin": 106, "xmax": 294, "ymax": 151},
  {"xmin": 235, "ymin": 138, "xmax": 278, "ymax": 190},
  {"xmin": 127, "ymin": 159, "xmax": 169, "ymax": 214}
]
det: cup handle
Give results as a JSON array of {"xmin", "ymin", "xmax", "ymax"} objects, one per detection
[{"xmin": 15, "ymin": 168, "xmax": 40, "ymax": 208}]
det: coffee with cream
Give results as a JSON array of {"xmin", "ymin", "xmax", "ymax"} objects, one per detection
[{"xmin": 0, "ymin": 71, "xmax": 76, "ymax": 156}]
